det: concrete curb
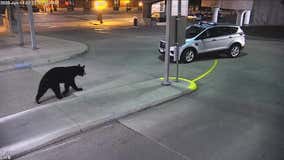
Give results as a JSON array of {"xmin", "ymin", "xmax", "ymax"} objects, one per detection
[
  {"xmin": 0, "ymin": 36, "xmax": 88, "ymax": 73},
  {"xmin": 0, "ymin": 79, "xmax": 194, "ymax": 160}
]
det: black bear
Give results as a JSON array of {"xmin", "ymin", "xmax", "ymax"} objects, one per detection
[{"xmin": 35, "ymin": 64, "xmax": 86, "ymax": 104}]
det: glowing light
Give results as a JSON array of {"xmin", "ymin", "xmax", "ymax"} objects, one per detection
[
  {"xmin": 138, "ymin": 1, "xmax": 143, "ymax": 7},
  {"xmin": 95, "ymin": 0, "xmax": 107, "ymax": 10},
  {"xmin": 0, "ymin": 26, "xmax": 7, "ymax": 34},
  {"xmin": 122, "ymin": 0, "xmax": 130, "ymax": 5}
]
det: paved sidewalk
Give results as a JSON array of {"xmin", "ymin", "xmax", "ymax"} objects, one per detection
[
  {"xmin": 0, "ymin": 34, "xmax": 88, "ymax": 72},
  {"xmin": 0, "ymin": 78, "xmax": 194, "ymax": 159}
]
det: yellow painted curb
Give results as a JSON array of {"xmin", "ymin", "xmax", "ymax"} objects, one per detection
[{"xmin": 160, "ymin": 77, "xmax": 198, "ymax": 91}]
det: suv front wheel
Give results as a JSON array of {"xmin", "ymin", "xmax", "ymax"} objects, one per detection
[
  {"xmin": 181, "ymin": 48, "xmax": 196, "ymax": 63},
  {"xmin": 227, "ymin": 44, "xmax": 241, "ymax": 58}
]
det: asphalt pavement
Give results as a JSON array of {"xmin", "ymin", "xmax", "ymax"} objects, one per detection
[
  {"xmin": 0, "ymin": 13, "xmax": 283, "ymax": 160},
  {"xmin": 17, "ymin": 122, "xmax": 187, "ymax": 160},
  {"xmin": 14, "ymin": 32, "xmax": 284, "ymax": 159}
]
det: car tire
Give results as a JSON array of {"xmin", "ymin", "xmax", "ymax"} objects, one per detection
[
  {"xmin": 227, "ymin": 44, "xmax": 241, "ymax": 58},
  {"xmin": 181, "ymin": 48, "xmax": 196, "ymax": 63}
]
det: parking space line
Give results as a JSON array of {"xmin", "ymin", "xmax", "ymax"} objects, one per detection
[{"xmin": 191, "ymin": 59, "xmax": 218, "ymax": 82}]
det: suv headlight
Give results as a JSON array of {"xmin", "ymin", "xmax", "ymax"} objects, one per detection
[{"xmin": 169, "ymin": 46, "xmax": 176, "ymax": 56}]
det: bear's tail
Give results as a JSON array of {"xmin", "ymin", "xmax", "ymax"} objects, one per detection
[{"xmin": 35, "ymin": 79, "xmax": 48, "ymax": 104}]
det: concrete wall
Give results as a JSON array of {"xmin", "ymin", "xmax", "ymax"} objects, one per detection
[
  {"xmin": 202, "ymin": 0, "xmax": 253, "ymax": 10},
  {"xmin": 251, "ymin": 0, "xmax": 284, "ymax": 25},
  {"xmin": 142, "ymin": 0, "xmax": 162, "ymax": 18},
  {"xmin": 201, "ymin": 0, "xmax": 220, "ymax": 8}
]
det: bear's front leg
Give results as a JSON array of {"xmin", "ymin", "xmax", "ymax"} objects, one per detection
[
  {"xmin": 71, "ymin": 80, "xmax": 83, "ymax": 91},
  {"xmin": 63, "ymin": 83, "xmax": 70, "ymax": 96}
]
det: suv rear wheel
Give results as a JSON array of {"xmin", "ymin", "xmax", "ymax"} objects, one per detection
[
  {"xmin": 228, "ymin": 44, "xmax": 241, "ymax": 58},
  {"xmin": 181, "ymin": 48, "xmax": 196, "ymax": 63}
]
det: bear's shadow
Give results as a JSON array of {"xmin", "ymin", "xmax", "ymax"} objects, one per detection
[{"xmin": 36, "ymin": 86, "xmax": 77, "ymax": 105}]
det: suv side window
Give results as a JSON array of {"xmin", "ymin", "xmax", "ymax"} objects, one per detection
[
  {"xmin": 218, "ymin": 27, "xmax": 229, "ymax": 36},
  {"xmin": 195, "ymin": 30, "xmax": 209, "ymax": 40},
  {"xmin": 195, "ymin": 27, "xmax": 221, "ymax": 40},
  {"xmin": 196, "ymin": 26, "xmax": 237, "ymax": 40},
  {"xmin": 186, "ymin": 26, "xmax": 205, "ymax": 39},
  {"xmin": 219, "ymin": 27, "xmax": 238, "ymax": 36},
  {"xmin": 227, "ymin": 27, "xmax": 238, "ymax": 34},
  {"xmin": 206, "ymin": 27, "xmax": 223, "ymax": 38},
  {"xmin": 207, "ymin": 27, "xmax": 239, "ymax": 37}
]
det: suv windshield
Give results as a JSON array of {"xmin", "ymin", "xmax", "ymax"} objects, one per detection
[{"xmin": 186, "ymin": 26, "xmax": 205, "ymax": 38}]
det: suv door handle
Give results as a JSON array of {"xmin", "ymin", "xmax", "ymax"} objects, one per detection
[
  {"xmin": 212, "ymin": 39, "xmax": 217, "ymax": 41},
  {"xmin": 229, "ymin": 36, "xmax": 233, "ymax": 38}
]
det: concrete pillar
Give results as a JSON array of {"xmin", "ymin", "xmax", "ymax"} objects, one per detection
[
  {"xmin": 2, "ymin": 10, "xmax": 10, "ymax": 33},
  {"xmin": 27, "ymin": 3, "xmax": 37, "ymax": 49},
  {"xmin": 243, "ymin": 10, "xmax": 251, "ymax": 25},
  {"xmin": 83, "ymin": 0, "xmax": 91, "ymax": 12},
  {"xmin": 212, "ymin": 7, "xmax": 220, "ymax": 23},
  {"xmin": 142, "ymin": 2, "xmax": 152, "ymax": 25},
  {"xmin": 0, "ymin": 14, "xmax": 3, "ymax": 25},
  {"xmin": 15, "ymin": 2, "xmax": 24, "ymax": 46},
  {"xmin": 236, "ymin": 10, "xmax": 246, "ymax": 26},
  {"xmin": 6, "ymin": 5, "xmax": 17, "ymax": 33},
  {"xmin": 142, "ymin": 2, "xmax": 151, "ymax": 18}
]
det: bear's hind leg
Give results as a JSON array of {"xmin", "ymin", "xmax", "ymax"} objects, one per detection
[{"xmin": 51, "ymin": 85, "xmax": 63, "ymax": 99}]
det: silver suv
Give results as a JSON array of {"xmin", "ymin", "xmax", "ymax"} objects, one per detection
[{"xmin": 159, "ymin": 23, "xmax": 245, "ymax": 63}]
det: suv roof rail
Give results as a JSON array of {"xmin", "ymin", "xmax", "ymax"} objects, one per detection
[{"xmin": 198, "ymin": 21, "xmax": 217, "ymax": 26}]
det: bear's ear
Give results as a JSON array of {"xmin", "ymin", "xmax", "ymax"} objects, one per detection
[
  {"xmin": 82, "ymin": 65, "xmax": 85, "ymax": 68},
  {"xmin": 78, "ymin": 64, "xmax": 81, "ymax": 67}
]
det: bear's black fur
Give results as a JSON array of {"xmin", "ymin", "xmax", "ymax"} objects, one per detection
[{"xmin": 35, "ymin": 64, "xmax": 86, "ymax": 104}]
